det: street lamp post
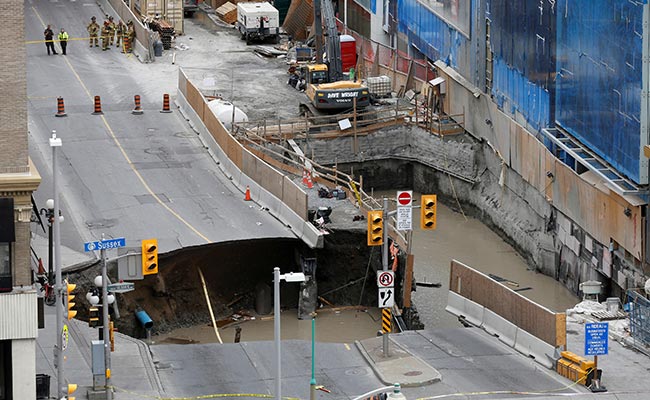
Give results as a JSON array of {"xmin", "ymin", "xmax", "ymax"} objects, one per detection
[
  {"xmin": 39, "ymin": 199, "xmax": 63, "ymax": 301},
  {"xmin": 87, "ymin": 271, "xmax": 115, "ymax": 398},
  {"xmin": 310, "ymin": 313, "xmax": 317, "ymax": 400},
  {"xmin": 273, "ymin": 267, "xmax": 306, "ymax": 400},
  {"xmin": 49, "ymin": 131, "xmax": 65, "ymax": 399}
]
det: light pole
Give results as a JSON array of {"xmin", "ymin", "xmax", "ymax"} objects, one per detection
[
  {"xmin": 310, "ymin": 313, "xmax": 317, "ymax": 400},
  {"xmin": 39, "ymin": 199, "xmax": 63, "ymax": 303},
  {"xmin": 49, "ymin": 131, "xmax": 65, "ymax": 399},
  {"xmin": 274, "ymin": 267, "xmax": 306, "ymax": 400}
]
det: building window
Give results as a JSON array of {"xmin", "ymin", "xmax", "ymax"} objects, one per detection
[
  {"xmin": 0, "ymin": 341, "xmax": 11, "ymax": 400},
  {"xmin": 0, "ymin": 244, "xmax": 9, "ymax": 293},
  {"xmin": 421, "ymin": 0, "xmax": 470, "ymax": 37}
]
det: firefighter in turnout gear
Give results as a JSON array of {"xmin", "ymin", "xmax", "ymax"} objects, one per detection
[
  {"xmin": 115, "ymin": 20, "xmax": 125, "ymax": 48},
  {"xmin": 87, "ymin": 16, "xmax": 99, "ymax": 47},
  {"xmin": 101, "ymin": 20, "xmax": 111, "ymax": 50},
  {"xmin": 107, "ymin": 16, "xmax": 116, "ymax": 45}
]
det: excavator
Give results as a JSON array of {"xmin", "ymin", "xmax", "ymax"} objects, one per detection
[{"xmin": 294, "ymin": 0, "xmax": 370, "ymax": 117}]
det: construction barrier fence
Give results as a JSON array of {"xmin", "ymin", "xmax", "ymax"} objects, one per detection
[
  {"xmin": 449, "ymin": 259, "xmax": 566, "ymax": 348},
  {"xmin": 177, "ymin": 69, "xmax": 309, "ymax": 222},
  {"xmin": 627, "ymin": 290, "xmax": 650, "ymax": 351}
]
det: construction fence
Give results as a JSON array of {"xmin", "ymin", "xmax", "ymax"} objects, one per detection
[
  {"xmin": 177, "ymin": 69, "xmax": 309, "ymax": 221},
  {"xmin": 627, "ymin": 290, "xmax": 650, "ymax": 353},
  {"xmin": 449, "ymin": 259, "xmax": 566, "ymax": 348}
]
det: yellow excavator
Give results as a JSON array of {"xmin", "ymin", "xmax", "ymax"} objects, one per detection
[{"xmin": 296, "ymin": 0, "xmax": 370, "ymax": 116}]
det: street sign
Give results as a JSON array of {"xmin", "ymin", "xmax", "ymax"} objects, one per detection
[
  {"xmin": 397, "ymin": 206, "xmax": 412, "ymax": 231},
  {"xmin": 84, "ymin": 237, "xmax": 126, "ymax": 252},
  {"xmin": 378, "ymin": 287, "xmax": 394, "ymax": 308},
  {"xmin": 585, "ymin": 322, "xmax": 609, "ymax": 356},
  {"xmin": 397, "ymin": 190, "xmax": 413, "ymax": 206},
  {"xmin": 107, "ymin": 282, "xmax": 135, "ymax": 293},
  {"xmin": 377, "ymin": 271, "xmax": 394, "ymax": 287}
]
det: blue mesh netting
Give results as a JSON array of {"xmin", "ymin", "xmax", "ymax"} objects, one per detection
[
  {"xmin": 487, "ymin": 0, "xmax": 555, "ymax": 131},
  {"xmin": 396, "ymin": 0, "xmax": 472, "ymax": 70},
  {"xmin": 556, "ymin": 0, "xmax": 643, "ymax": 183}
]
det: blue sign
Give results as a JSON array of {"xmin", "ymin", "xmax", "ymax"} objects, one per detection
[
  {"xmin": 84, "ymin": 238, "xmax": 126, "ymax": 252},
  {"xmin": 585, "ymin": 322, "xmax": 609, "ymax": 356}
]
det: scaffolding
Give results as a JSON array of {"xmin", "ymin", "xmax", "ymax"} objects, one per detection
[{"xmin": 627, "ymin": 290, "xmax": 650, "ymax": 354}]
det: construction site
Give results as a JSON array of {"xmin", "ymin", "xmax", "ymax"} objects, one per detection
[
  {"xmin": 64, "ymin": 0, "xmax": 650, "ymax": 355},
  {"xmin": 5, "ymin": 0, "xmax": 650, "ymax": 397}
]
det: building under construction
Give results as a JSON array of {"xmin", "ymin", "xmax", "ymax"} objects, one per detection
[{"xmin": 310, "ymin": 0, "xmax": 650, "ymax": 303}]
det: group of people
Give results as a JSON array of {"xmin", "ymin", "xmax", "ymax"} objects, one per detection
[
  {"xmin": 87, "ymin": 15, "xmax": 135, "ymax": 52},
  {"xmin": 43, "ymin": 15, "xmax": 136, "ymax": 56},
  {"xmin": 43, "ymin": 25, "xmax": 68, "ymax": 55}
]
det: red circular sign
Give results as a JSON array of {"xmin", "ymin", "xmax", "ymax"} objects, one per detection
[{"xmin": 397, "ymin": 191, "xmax": 412, "ymax": 206}]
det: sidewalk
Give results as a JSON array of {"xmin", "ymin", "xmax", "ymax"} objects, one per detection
[
  {"xmin": 35, "ymin": 238, "xmax": 163, "ymax": 399},
  {"xmin": 356, "ymin": 336, "xmax": 441, "ymax": 387}
]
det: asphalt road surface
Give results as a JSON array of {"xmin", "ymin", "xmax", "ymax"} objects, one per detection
[{"xmin": 26, "ymin": 0, "xmax": 296, "ymax": 257}]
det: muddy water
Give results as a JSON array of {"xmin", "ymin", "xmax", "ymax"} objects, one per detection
[
  {"xmin": 154, "ymin": 308, "xmax": 382, "ymax": 345},
  {"xmin": 396, "ymin": 192, "xmax": 580, "ymax": 328},
  {"xmin": 157, "ymin": 192, "xmax": 579, "ymax": 344}
]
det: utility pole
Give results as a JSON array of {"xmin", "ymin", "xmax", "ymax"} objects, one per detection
[{"xmin": 50, "ymin": 131, "xmax": 65, "ymax": 399}]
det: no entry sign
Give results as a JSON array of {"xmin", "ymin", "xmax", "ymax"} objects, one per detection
[{"xmin": 397, "ymin": 190, "xmax": 412, "ymax": 206}]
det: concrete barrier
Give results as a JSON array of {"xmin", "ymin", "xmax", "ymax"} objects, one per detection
[
  {"xmin": 176, "ymin": 90, "xmax": 323, "ymax": 248},
  {"xmin": 481, "ymin": 308, "xmax": 518, "ymax": 348},
  {"xmin": 513, "ymin": 328, "xmax": 555, "ymax": 369},
  {"xmin": 446, "ymin": 291, "xmax": 485, "ymax": 327}
]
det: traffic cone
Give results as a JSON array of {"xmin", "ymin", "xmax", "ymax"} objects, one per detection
[
  {"xmin": 132, "ymin": 95, "xmax": 144, "ymax": 115},
  {"xmin": 302, "ymin": 169, "xmax": 308, "ymax": 185},
  {"xmin": 92, "ymin": 95, "xmax": 103, "ymax": 115},
  {"xmin": 55, "ymin": 97, "xmax": 67, "ymax": 117},
  {"xmin": 306, "ymin": 171, "xmax": 314, "ymax": 189},
  {"xmin": 160, "ymin": 93, "xmax": 172, "ymax": 113},
  {"xmin": 245, "ymin": 186, "xmax": 252, "ymax": 201}
]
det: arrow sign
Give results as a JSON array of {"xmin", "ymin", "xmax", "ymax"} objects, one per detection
[{"xmin": 378, "ymin": 288, "xmax": 394, "ymax": 308}]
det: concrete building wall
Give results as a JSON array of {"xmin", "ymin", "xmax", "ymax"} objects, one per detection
[
  {"xmin": 0, "ymin": 0, "xmax": 28, "ymax": 173},
  {"xmin": 0, "ymin": 0, "xmax": 41, "ymax": 399},
  {"xmin": 12, "ymin": 338, "xmax": 36, "ymax": 397}
]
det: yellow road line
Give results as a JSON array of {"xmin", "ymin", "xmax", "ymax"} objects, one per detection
[
  {"xmin": 31, "ymin": 5, "xmax": 211, "ymax": 244},
  {"xmin": 344, "ymin": 343, "xmax": 351, "ymax": 351}
]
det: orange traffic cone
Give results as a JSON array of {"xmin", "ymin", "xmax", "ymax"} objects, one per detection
[
  {"xmin": 302, "ymin": 169, "xmax": 308, "ymax": 185},
  {"xmin": 245, "ymin": 186, "xmax": 252, "ymax": 201},
  {"xmin": 306, "ymin": 171, "xmax": 314, "ymax": 189}
]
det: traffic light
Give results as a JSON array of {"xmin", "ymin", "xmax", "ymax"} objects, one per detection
[
  {"xmin": 421, "ymin": 194, "xmax": 437, "ymax": 230},
  {"xmin": 67, "ymin": 383, "xmax": 77, "ymax": 400},
  {"xmin": 141, "ymin": 238, "xmax": 158, "ymax": 275},
  {"xmin": 65, "ymin": 280, "xmax": 77, "ymax": 320},
  {"xmin": 88, "ymin": 307, "xmax": 100, "ymax": 328},
  {"xmin": 367, "ymin": 210, "xmax": 384, "ymax": 246}
]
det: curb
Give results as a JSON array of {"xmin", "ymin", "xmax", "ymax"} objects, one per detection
[
  {"xmin": 118, "ymin": 332, "xmax": 166, "ymax": 395},
  {"xmin": 354, "ymin": 337, "xmax": 441, "ymax": 388}
]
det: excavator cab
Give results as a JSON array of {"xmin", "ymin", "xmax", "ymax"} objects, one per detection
[{"xmin": 302, "ymin": 64, "xmax": 330, "ymax": 85}]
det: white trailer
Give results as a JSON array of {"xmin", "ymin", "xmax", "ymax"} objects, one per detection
[{"xmin": 236, "ymin": 2, "xmax": 280, "ymax": 44}]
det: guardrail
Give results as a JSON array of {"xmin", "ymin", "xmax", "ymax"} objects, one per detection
[{"xmin": 234, "ymin": 112, "xmax": 409, "ymax": 247}]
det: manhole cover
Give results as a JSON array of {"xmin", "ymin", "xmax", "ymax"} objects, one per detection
[
  {"xmin": 344, "ymin": 368, "xmax": 368, "ymax": 376},
  {"xmin": 404, "ymin": 371, "xmax": 422, "ymax": 377}
]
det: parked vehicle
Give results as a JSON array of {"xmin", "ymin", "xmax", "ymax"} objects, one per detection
[
  {"xmin": 184, "ymin": 0, "xmax": 198, "ymax": 17},
  {"xmin": 236, "ymin": 2, "xmax": 280, "ymax": 45}
]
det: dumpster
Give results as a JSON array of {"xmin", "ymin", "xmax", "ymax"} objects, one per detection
[{"xmin": 36, "ymin": 373, "xmax": 50, "ymax": 399}]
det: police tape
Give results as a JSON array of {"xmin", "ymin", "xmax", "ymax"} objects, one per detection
[
  {"xmin": 111, "ymin": 385, "xmax": 302, "ymax": 400},
  {"xmin": 25, "ymin": 36, "xmax": 130, "ymax": 44}
]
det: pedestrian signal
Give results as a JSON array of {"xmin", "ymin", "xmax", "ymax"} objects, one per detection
[
  {"xmin": 421, "ymin": 194, "xmax": 437, "ymax": 230},
  {"xmin": 65, "ymin": 281, "xmax": 77, "ymax": 320},
  {"xmin": 367, "ymin": 210, "xmax": 384, "ymax": 246},
  {"xmin": 141, "ymin": 239, "xmax": 158, "ymax": 275}
]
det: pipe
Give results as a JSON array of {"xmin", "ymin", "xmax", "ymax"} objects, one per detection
[{"xmin": 135, "ymin": 309, "xmax": 153, "ymax": 330}]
